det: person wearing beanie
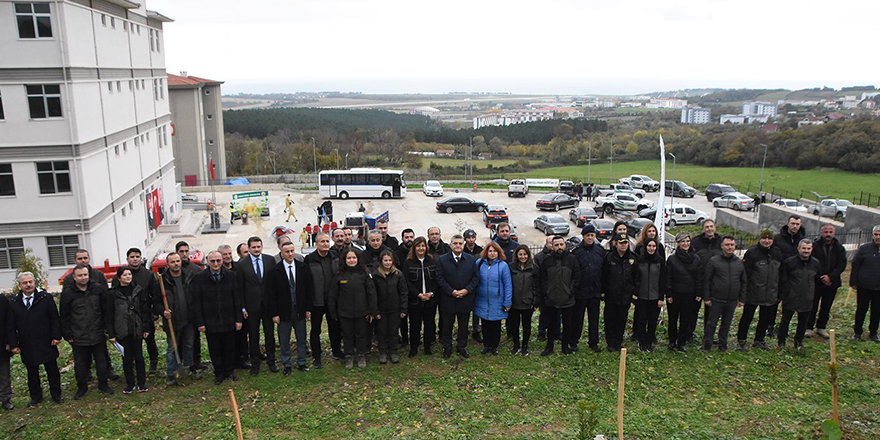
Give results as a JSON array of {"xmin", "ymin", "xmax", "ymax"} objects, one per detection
[
  {"xmin": 601, "ymin": 233, "xmax": 640, "ymax": 351},
  {"xmin": 736, "ymin": 229, "xmax": 783, "ymax": 351},
  {"xmin": 666, "ymin": 232, "xmax": 702, "ymax": 351},
  {"xmin": 571, "ymin": 223, "xmax": 606, "ymax": 352}
]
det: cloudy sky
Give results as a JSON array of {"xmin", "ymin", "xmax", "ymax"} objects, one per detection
[{"xmin": 148, "ymin": 0, "xmax": 878, "ymax": 95}]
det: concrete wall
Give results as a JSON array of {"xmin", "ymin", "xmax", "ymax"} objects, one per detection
[
  {"xmin": 715, "ymin": 209, "xmax": 760, "ymax": 235},
  {"xmin": 756, "ymin": 204, "xmax": 844, "ymax": 238},
  {"xmin": 843, "ymin": 205, "xmax": 880, "ymax": 236}
]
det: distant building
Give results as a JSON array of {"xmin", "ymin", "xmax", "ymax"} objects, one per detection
[
  {"xmin": 436, "ymin": 149, "xmax": 455, "ymax": 157},
  {"xmin": 720, "ymin": 114, "xmax": 747, "ymax": 124},
  {"xmin": 742, "ymin": 102, "xmax": 778, "ymax": 119},
  {"xmin": 477, "ymin": 152, "xmax": 493, "ymax": 160},
  {"xmin": 410, "ymin": 106, "xmax": 440, "ymax": 116},
  {"xmin": 473, "ymin": 109, "xmax": 554, "ymax": 129},
  {"xmin": 168, "ymin": 73, "xmax": 226, "ymax": 186},
  {"xmin": 650, "ymin": 98, "xmax": 688, "ymax": 109},
  {"xmin": 798, "ymin": 116, "xmax": 826, "ymax": 127},
  {"xmin": 681, "ymin": 107, "xmax": 712, "ymax": 124}
]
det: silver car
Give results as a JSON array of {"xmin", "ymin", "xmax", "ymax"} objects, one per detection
[
  {"xmin": 712, "ymin": 192, "xmax": 755, "ymax": 211},
  {"xmin": 534, "ymin": 214, "xmax": 571, "ymax": 236}
]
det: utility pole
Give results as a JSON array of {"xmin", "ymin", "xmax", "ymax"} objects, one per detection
[
  {"xmin": 587, "ymin": 140, "xmax": 592, "ymax": 183},
  {"xmin": 311, "ymin": 137, "xmax": 317, "ymax": 173}
]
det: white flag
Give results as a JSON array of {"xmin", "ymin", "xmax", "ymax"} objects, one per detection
[{"xmin": 658, "ymin": 135, "xmax": 667, "ymax": 248}]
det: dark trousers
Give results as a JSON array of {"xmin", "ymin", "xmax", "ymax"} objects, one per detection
[
  {"xmin": 409, "ymin": 303, "xmax": 437, "ymax": 350},
  {"xmin": 399, "ymin": 315, "xmax": 409, "ymax": 343},
  {"xmin": 144, "ymin": 329, "xmax": 159, "ymax": 362},
  {"xmin": 633, "ymin": 299, "xmax": 662, "ymax": 345},
  {"xmin": 278, "ymin": 316, "xmax": 308, "ymax": 367},
  {"xmin": 310, "ymin": 305, "xmax": 342, "ymax": 359},
  {"xmin": 25, "ymin": 362, "xmax": 61, "ymax": 402},
  {"xmin": 854, "ymin": 288, "xmax": 880, "ymax": 336},
  {"xmin": 778, "ymin": 308, "xmax": 810, "ymax": 344},
  {"xmin": 570, "ymin": 298, "xmax": 601, "ymax": 348},
  {"xmin": 339, "ymin": 315, "xmax": 370, "ymax": 356},
  {"xmin": 808, "ymin": 285, "xmax": 838, "ymax": 330},
  {"xmin": 119, "ymin": 336, "xmax": 146, "ymax": 389},
  {"xmin": 0, "ymin": 355, "xmax": 10, "ymax": 404},
  {"xmin": 205, "ymin": 330, "xmax": 236, "ymax": 379},
  {"xmin": 546, "ymin": 305, "xmax": 576, "ymax": 346},
  {"xmin": 234, "ymin": 324, "xmax": 249, "ymax": 364},
  {"xmin": 193, "ymin": 330, "xmax": 204, "ymax": 366},
  {"xmin": 482, "ymin": 319, "xmax": 502, "ymax": 349},
  {"xmin": 376, "ymin": 312, "xmax": 401, "ymax": 355},
  {"xmin": 246, "ymin": 310, "xmax": 277, "ymax": 364},
  {"xmin": 603, "ymin": 302, "xmax": 631, "ymax": 349},
  {"xmin": 667, "ymin": 297, "xmax": 699, "ymax": 347},
  {"xmin": 737, "ymin": 303, "xmax": 777, "ymax": 342},
  {"xmin": 508, "ymin": 308, "xmax": 534, "ymax": 348},
  {"xmin": 538, "ymin": 305, "xmax": 562, "ymax": 338},
  {"xmin": 703, "ymin": 300, "xmax": 737, "ymax": 348},
  {"xmin": 473, "ymin": 313, "xmax": 481, "ymax": 335},
  {"xmin": 73, "ymin": 343, "xmax": 109, "ymax": 389},
  {"xmin": 440, "ymin": 311, "xmax": 471, "ymax": 350}
]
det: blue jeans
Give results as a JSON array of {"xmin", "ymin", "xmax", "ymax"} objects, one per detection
[
  {"xmin": 165, "ymin": 322, "xmax": 194, "ymax": 376},
  {"xmin": 278, "ymin": 316, "xmax": 308, "ymax": 367}
]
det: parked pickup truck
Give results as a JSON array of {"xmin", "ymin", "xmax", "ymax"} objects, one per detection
[
  {"xmin": 507, "ymin": 179, "xmax": 529, "ymax": 197},
  {"xmin": 596, "ymin": 183, "xmax": 646, "ymax": 199},
  {"xmin": 619, "ymin": 174, "xmax": 660, "ymax": 192},
  {"xmin": 809, "ymin": 199, "xmax": 852, "ymax": 219},
  {"xmin": 595, "ymin": 193, "xmax": 654, "ymax": 215}
]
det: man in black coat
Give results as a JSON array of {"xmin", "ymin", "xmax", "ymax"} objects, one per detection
[
  {"xmin": 540, "ymin": 236, "xmax": 582, "ymax": 355},
  {"xmin": 7, "ymin": 272, "xmax": 63, "ymax": 408},
  {"xmin": 850, "ymin": 225, "xmax": 880, "ymax": 341},
  {"xmin": 778, "ymin": 240, "xmax": 821, "ymax": 349},
  {"xmin": 427, "ymin": 226, "xmax": 451, "ymax": 257},
  {"xmin": 266, "ymin": 241, "xmax": 313, "ymax": 374},
  {"xmin": 61, "ymin": 265, "xmax": 114, "ymax": 399},
  {"xmin": 157, "ymin": 253, "xmax": 200, "ymax": 385},
  {"xmin": 219, "ymin": 243, "xmax": 249, "ymax": 369},
  {"xmin": 462, "ymin": 229, "xmax": 484, "ymax": 342},
  {"xmin": 702, "ymin": 236, "xmax": 747, "ymax": 352},
  {"xmin": 0, "ymin": 285, "xmax": 11, "ymax": 409},
  {"xmin": 395, "ymin": 228, "xmax": 416, "ymax": 346},
  {"xmin": 571, "ymin": 224, "xmax": 605, "ymax": 353},
  {"xmin": 192, "ymin": 251, "xmax": 243, "ymax": 385},
  {"xmin": 435, "ymin": 234, "xmax": 480, "ymax": 359},
  {"xmin": 807, "ymin": 223, "xmax": 847, "ymax": 339},
  {"xmin": 601, "ymin": 234, "xmax": 639, "ymax": 352},
  {"xmin": 534, "ymin": 236, "xmax": 557, "ymax": 341},
  {"xmin": 737, "ymin": 229, "xmax": 783, "ymax": 351},
  {"xmin": 238, "ymin": 236, "xmax": 279, "ymax": 375},
  {"xmin": 304, "ymin": 233, "xmax": 341, "ymax": 367},
  {"xmin": 774, "ymin": 215, "xmax": 806, "ymax": 261}
]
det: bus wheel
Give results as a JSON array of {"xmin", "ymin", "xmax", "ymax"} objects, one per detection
[
  {"xmin": 339, "ymin": 191, "xmax": 349, "ymax": 200},
  {"xmin": 382, "ymin": 191, "xmax": 391, "ymax": 199}
]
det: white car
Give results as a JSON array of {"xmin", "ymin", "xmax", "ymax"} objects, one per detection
[
  {"xmin": 423, "ymin": 180, "xmax": 444, "ymax": 197},
  {"xmin": 773, "ymin": 198, "xmax": 808, "ymax": 212},
  {"xmin": 713, "ymin": 192, "xmax": 755, "ymax": 211},
  {"xmin": 661, "ymin": 204, "xmax": 709, "ymax": 227},
  {"xmin": 620, "ymin": 174, "xmax": 660, "ymax": 192}
]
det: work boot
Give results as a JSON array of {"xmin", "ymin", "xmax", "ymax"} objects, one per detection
[
  {"xmin": 736, "ymin": 340, "xmax": 748, "ymax": 352},
  {"xmin": 390, "ymin": 353, "xmax": 400, "ymax": 364},
  {"xmin": 472, "ymin": 332, "xmax": 483, "ymax": 343},
  {"xmin": 804, "ymin": 329, "xmax": 814, "ymax": 338},
  {"xmin": 148, "ymin": 359, "xmax": 158, "ymax": 376},
  {"xmin": 816, "ymin": 329, "xmax": 830, "ymax": 339},
  {"xmin": 357, "ymin": 355, "xmax": 366, "ymax": 369},
  {"xmin": 166, "ymin": 374, "xmax": 178, "ymax": 386},
  {"xmin": 379, "ymin": 354, "xmax": 388, "ymax": 364},
  {"xmin": 870, "ymin": 334, "xmax": 880, "ymax": 342},
  {"xmin": 794, "ymin": 339, "xmax": 804, "ymax": 350},
  {"xmin": 540, "ymin": 341, "xmax": 554, "ymax": 357},
  {"xmin": 108, "ymin": 368, "xmax": 121, "ymax": 381},
  {"xmin": 345, "ymin": 356, "xmax": 354, "ymax": 370},
  {"xmin": 190, "ymin": 367, "xmax": 203, "ymax": 380}
]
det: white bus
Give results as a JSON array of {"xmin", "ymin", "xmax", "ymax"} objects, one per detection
[{"xmin": 319, "ymin": 168, "xmax": 407, "ymax": 199}]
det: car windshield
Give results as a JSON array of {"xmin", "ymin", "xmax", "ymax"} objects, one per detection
[
  {"xmin": 426, "ymin": 181, "xmax": 441, "ymax": 187},
  {"xmin": 546, "ymin": 215, "xmax": 566, "ymax": 223},
  {"xmin": 784, "ymin": 200, "xmax": 797, "ymax": 206},
  {"xmin": 837, "ymin": 200, "xmax": 852, "ymax": 206}
]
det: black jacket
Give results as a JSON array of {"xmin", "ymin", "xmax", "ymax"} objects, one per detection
[
  {"xmin": 372, "ymin": 268, "xmax": 409, "ymax": 315},
  {"xmin": 396, "ymin": 243, "xmax": 414, "ymax": 263},
  {"xmin": 264, "ymin": 259, "xmax": 313, "ymax": 322},
  {"xmin": 774, "ymin": 224, "xmax": 806, "ymax": 261},
  {"xmin": 0, "ymin": 295, "xmax": 7, "ymax": 358},
  {"xmin": 6, "ymin": 291, "xmax": 61, "ymax": 366},
  {"xmin": 191, "ymin": 268, "xmax": 243, "ymax": 333},
  {"xmin": 602, "ymin": 249, "xmax": 640, "ymax": 305},
  {"xmin": 572, "ymin": 241, "xmax": 605, "ymax": 300},
  {"xmin": 666, "ymin": 247, "xmax": 702, "ymax": 300},
  {"xmin": 328, "ymin": 268, "xmax": 378, "ymax": 319},
  {"xmin": 812, "ymin": 237, "xmax": 847, "ymax": 290},
  {"xmin": 362, "ymin": 244, "xmax": 396, "ymax": 271},
  {"xmin": 156, "ymin": 268, "xmax": 196, "ymax": 329},
  {"xmin": 539, "ymin": 250, "xmax": 581, "ymax": 308},
  {"xmin": 304, "ymin": 250, "xmax": 339, "ymax": 307},
  {"xmin": 636, "ymin": 249, "xmax": 666, "ymax": 301},
  {"xmin": 382, "ymin": 235, "xmax": 400, "ymax": 251},
  {"xmin": 494, "ymin": 237, "xmax": 519, "ymax": 262},
  {"xmin": 692, "ymin": 233, "xmax": 722, "ymax": 277},
  {"xmin": 850, "ymin": 242, "xmax": 880, "ymax": 290},
  {"xmin": 510, "ymin": 262, "xmax": 539, "ymax": 310},
  {"xmin": 435, "ymin": 252, "xmax": 480, "ymax": 314},
  {"xmin": 780, "ymin": 255, "xmax": 821, "ymax": 312},
  {"xmin": 427, "ymin": 240, "xmax": 451, "ymax": 257},
  {"xmin": 62, "ymin": 265, "xmax": 107, "ymax": 290},
  {"xmin": 401, "ymin": 257, "xmax": 439, "ymax": 307},
  {"xmin": 104, "ymin": 284, "xmax": 152, "ymax": 340},
  {"xmin": 60, "ymin": 283, "xmax": 107, "ymax": 346},
  {"xmin": 704, "ymin": 253, "xmax": 747, "ymax": 303},
  {"xmin": 464, "ymin": 243, "xmax": 483, "ymax": 257},
  {"xmin": 742, "ymin": 244, "xmax": 783, "ymax": 306},
  {"xmin": 238, "ymin": 254, "xmax": 276, "ymax": 313}
]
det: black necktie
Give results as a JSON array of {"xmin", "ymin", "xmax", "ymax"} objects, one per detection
[
  {"xmin": 454, "ymin": 256, "xmax": 460, "ymax": 264},
  {"xmin": 25, "ymin": 296, "xmax": 32, "ymax": 309},
  {"xmin": 214, "ymin": 273, "xmax": 220, "ymax": 281},
  {"xmin": 255, "ymin": 258, "xmax": 262, "ymax": 279}
]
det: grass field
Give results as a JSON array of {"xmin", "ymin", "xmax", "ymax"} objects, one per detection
[
  {"xmin": 440, "ymin": 160, "xmax": 879, "ymax": 203},
  {"xmin": 2, "ymin": 287, "xmax": 879, "ymax": 439},
  {"xmin": 424, "ymin": 158, "xmax": 544, "ymax": 170}
]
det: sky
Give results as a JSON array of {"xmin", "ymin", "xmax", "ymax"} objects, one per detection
[{"xmin": 148, "ymin": 0, "xmax": 879, "ymax": 96}]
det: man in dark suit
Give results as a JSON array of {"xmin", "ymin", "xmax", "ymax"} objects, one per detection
[
  {"xmin": 0, "ymin": 281, "xmax": 12, "ymax": 409},
  {"xmin": 7, "ymin": 272, "xmax": 63, "ymax": 408},
  {"xmin": 266, "ymin": 241, "xmax": 313, "ymax": 374},
  {"xmin": 61, "ymin": 265, "xmax": 114, "ymax": 399},
  {"xmin": 435, "ymin": 234, "xmax": 480, "ymax": 359},
  {"xmin": 192, "ymin": 251, "xmax": 243, "ymax": 385},
  {"xmin": 239, "ymin": 236, "xmax": 278, "ymax": 374}
]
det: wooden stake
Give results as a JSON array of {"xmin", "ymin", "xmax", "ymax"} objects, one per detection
[
  {"xmin": 229, "ymin": 389, "xmax": 244, "ymax": 440},
  {"xmin": 843, "ymin": 287, "xmax": 853, "ymax": 306},
  {"xmin": 618, "ymin": 348, "xmax": 627, "ymax": 440},
  {"xmin": 158, "ymin": 274, "xmax": 181, "ymax": 365},
  {"xmin": 830, "ymin": 329, "xmax": 839, "ymax": 424}
]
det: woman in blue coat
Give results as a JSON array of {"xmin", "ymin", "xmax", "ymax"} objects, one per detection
[{"xmin": 474, "ymin": 242, "xmax": 512, "ymax": 355}]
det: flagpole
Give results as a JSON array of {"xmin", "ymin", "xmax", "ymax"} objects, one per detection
[
  {"xmin": 657, "ymin": 136, "xmax": 667, "ymax": 248},
  {"xmin": 209, "ymin": 152, "xmax": 216, "ymax": 212}
]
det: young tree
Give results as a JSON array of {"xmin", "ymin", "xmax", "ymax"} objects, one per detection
[{"xmin": 14, "ymin": 248, "xmax": 49, "ymax": 292}]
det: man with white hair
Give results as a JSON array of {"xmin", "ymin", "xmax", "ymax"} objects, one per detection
[{"xmin": 192, "ymin": 251, "xmax": 243, "ymax": 385}]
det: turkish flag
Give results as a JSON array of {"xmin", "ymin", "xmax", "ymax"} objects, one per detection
[{"xmin": 209, "ymin": 156, "xmax": 215, "ymax": 180}]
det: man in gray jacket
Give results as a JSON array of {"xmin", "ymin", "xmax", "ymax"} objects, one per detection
[{"xmin": 702, "ymin": 236, "xmax": 747, "ymax": 352}]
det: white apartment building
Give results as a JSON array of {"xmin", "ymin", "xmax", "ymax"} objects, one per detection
[
  {"xmin": 0, "ymin": 0, "xmax": 178, "ymax": 287},
  {"xmin": 473, "ymin": 109, "xmax": 554, "ymax": 129},
  {"xmin": 681, "ymin": 107, "xmax": 711, "ymax": 124},
  {"xmin": 650, "ymin": 98, "xmax": 687, "ymax": 109},
  {"xmin": 742, "ymin": 101, "xmax": 778, "ymax": 118}
]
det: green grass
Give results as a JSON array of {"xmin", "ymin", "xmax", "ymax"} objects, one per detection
[
  {"xmin": 2, "ymin": 289, "xmax": 879, "ymax": 439},
  {"xmin": 424, "ymin": 158, "xmax": 543, "ymax": 170},
  {"xmin": 444, "ymin": 160, "xmax": 878, "ymax": 202}
]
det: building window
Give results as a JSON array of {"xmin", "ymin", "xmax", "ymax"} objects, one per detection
[
  {"xmin": 123, "ymin": 21, "xmax": 128, "ymax": 31},
  {"xmin": 122, "ymin": 141, "xmax": 127, "ymax": 153},
  {"xmin": 36, "ymin": 161, "xmax": 70, "ymax": 194},
  {"xmin": 129, "ymin": 80, "xmax": 133, "ymax": 91},
  {"xmin": 101, "ymin": 14, "xmax": 106, "ymax": 26},
  {"xmin": 206, "ymin": 114, "xmax": 213, "ymax": 120},
  {"xmin": 26, "ymin": 84, "xmax": 62, "ymax": 119},
  {"xmin": 0, "ymin": 238, "xmax": 25, "ymax": 270},
  {"xmin": 107, "ymin": 82, "xmax": 113, "ymax": 93},
  {"xmin": 149, "ymin": 29, "xmax": 155, "ymax": 51},
  {"xmin": 15, "ymin": 2, "xmax": 52, "ymax": 39},
  {"xmin": 0, "ymin": 90, "xmax": 4, "ymax": 120},
  {"xmin": 110, "ymin": 17, "xmax": 115, "ymax": 29},
  {"xmin": 205, "ymin": 89, "xmax": 211, "ymax": 95},
  {"xmin": 153, "ymin": 79, "xmax": 159, "ymax": 100},
  {"xmin": 0, "ymin": 164, "xmax": 15, "ymax": 196},
  {"xmin": 47, "ymin": 235, "xmax": 78, "ymax": 267},
  {"xmin": 116, "ymin": 81, "xmax": 121, "ymax": 92},
  {"xmin": 114, "ymin": 145, "xmax": 119, "ymax": 156},
  {"xmin": 134, "ymin": 137, "xmax": 140, "ymax": 147},
  {"xmin": 129, "ymin": 201, "xmax": 133, "ymax": 210},
  {"xmin": 208, "ymin": 140, "xmax": 214, "ymax": 146},
  {"xmin": 136, "ymin": 24, "xmax": 140, "ymax": 35},
  {"xmin": 159, "ymin": 79, "xmax": 164, "ymax": 99}
]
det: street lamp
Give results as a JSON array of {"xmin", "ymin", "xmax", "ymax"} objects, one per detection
[
  {"xmin": 668, "ymin": 152, "xmax": 676, "ymax": 208},
  {"xmin": 345, "ymin": 153, "xmax": 349, "ymax": 169},
  {"xmin": 758, "ymin": 143, "xmax": 768, "ymax": 195},
  {"xmin": 311, "ymin": 137, "xmax": 317, "ymax": 173}
]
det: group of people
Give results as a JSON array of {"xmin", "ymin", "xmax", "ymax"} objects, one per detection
[{"xmin": 1, "ymin": 215, "xmax": 879, "ymax": 411}]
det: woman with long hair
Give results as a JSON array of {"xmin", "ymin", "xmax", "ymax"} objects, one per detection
[
  {"xmin": 509, "ymin": 245, "xmax": 539, "ymax": 355},
  {"xmin": 328, "ymin": 250, "xmax": 378, "ymax": 370},
  {"xmin": 665, "ymin": 231, "xmax": 703, "ymax": 351},
  {"xmin": 401, "ymin": 236, "xmax": 439, "ymax": 358},
  {"xmin": 105, "ymin": 267, "xmax": 151, "ymax": 393},
  {"xmin": 474, "ymin": 242, "xmax": 512, "ymax": 355},
  {"xmin": 372, "ymin": 250, "xmax": 408, "ymax": 364},
  {"xmin": 633, "ymin": 238, "xmax": 667, "ymax": 352}
]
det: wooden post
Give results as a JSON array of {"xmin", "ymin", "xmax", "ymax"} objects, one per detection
[
  {"xmin": 158, "ymin": 274, "xmax": 181, "ymax": 365},
  {"xmin": 618, "ymin": 348, "xmax": 627, "ymax": 440},
  {"xmin": 844, "ymin": 287, "xmax": 853, "ymax": 306},
  {"xmin": 229, "ymin": 389, "xmax": 244, "ymax": 440},
  {"xmin": 830, "ymin": 330, "xmax": 839, "ymax": 424}
]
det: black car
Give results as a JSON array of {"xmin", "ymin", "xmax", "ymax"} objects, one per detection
[
  {"xmin": 435, "ymin": 196, "xmax": 487, "ymax": 213},
  {"xmin": 483, "ymin": 205, "xmax": 509, "ymax": 227},
  {"xmin": 589, "ymin": 219, "xmax": 616, "ymax": 241},
  {"xmin": 665, "ymin": 180, "xmax": 696, "ymax": 198},
  {"xmin": 625, "ymin": 218, "xmax": 654, "ymax": 238},
  {"xmin": 558, "ymin": 181, "xmax": 576, "ymax": 196},
  {"xmin": 569, "ymin": 206, "xmax": 600, "ymax": 227},
  {"xmin": 536, "ymin": 193, "xmax": 579, "ymax": 211},
  {"xmin": 705, "ymin": 183, "xmax": 736, "ymax": 202}
]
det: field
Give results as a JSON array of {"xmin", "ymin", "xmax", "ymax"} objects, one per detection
[
  {"xmin": 2, "ymin": 289, "xmax": 879, "ymax": 439},
  {"xmin": 424, "ymin": 158, "xmax": 544, "ymax": 170},
  {"xmin": 440, "ymin": 160, "xmax": 879, "ymax": 203}
]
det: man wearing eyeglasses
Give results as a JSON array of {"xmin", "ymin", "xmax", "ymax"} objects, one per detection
[{"xmin": 192, "ymin": 251, "xmax": 243, "ymax": 385}]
